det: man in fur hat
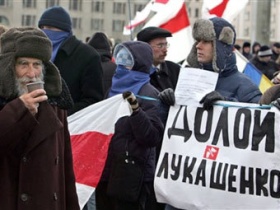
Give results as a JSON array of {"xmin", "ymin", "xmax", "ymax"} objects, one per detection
[
  {"xmin": 186, "ymin": 17, "xmax": 262, "ymax": 110},
  {"xmin": 0, "ymin": 27, "xmax": 79, "ymax": 210}
]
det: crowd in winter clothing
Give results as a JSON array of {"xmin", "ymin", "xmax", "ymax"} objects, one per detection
[{"xmin": 1, "ymin": 5, "xmax": 280, "ymax": 210}]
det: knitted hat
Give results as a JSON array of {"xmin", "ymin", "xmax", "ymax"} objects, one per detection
[
  {"xmin": 273, "ymin": 42, "xmax": 280, "ymax": 48},
  {"xmin": 0, "ymin": 27, "xmax": 62, "ymax": 99},
  {"xmin": 187, "ymin": 17, "xmax": 236, "ymax": 72},
  {"xmin": 258, "ymin": 45, "xmax": 273, "ymax": 57},
  {"xmin": 137, "ymin": 26, "xmax": 172, "ymax": 43},
  {"xmin": 242, "ymin": 41, "xmax": 251, "ymax": 48},
  {"xmin": 38, "ymin": 6, "xmax": 72, "ymax": 32},
  {"xmin": 87, "ymin": 32, "xmax": 111, "ymax": 54}
]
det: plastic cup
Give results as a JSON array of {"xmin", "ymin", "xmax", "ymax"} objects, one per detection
[{"xmin": 26, "ymin": 81, "xmax": 44, "ymax": 93}]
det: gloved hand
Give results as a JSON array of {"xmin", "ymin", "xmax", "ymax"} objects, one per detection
[
  {"xmin": 200, "ymin": 91, "xmax": 225, "ymax": 110},
  {"xmin": 122, "ymin": 91, "xmax": 139, "ymax": 111},
  {"xmin": 158, "ymin": 88, "xmax": 175, "ymax": 106},
  {"xmin": 271, "ymin": 98, "xmax": 280, "ymax": 110}
]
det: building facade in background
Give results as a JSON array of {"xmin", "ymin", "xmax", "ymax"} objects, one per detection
[{"xmin": 0, "ymin": 0, "xmax": 279, "ymax": 46}]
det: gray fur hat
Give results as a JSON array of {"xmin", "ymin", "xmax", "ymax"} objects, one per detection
[
  {"xmin": 0, "ymin": 27, "xmax": 62, "ymax": 99},
  {"xmin": 187, "ymin": 17, "xmax": 236, "ymax": 72}
]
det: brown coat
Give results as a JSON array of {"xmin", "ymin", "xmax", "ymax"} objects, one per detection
[
  {"xmin": 259, "ymin": 84, "xmax": 280, "ymax": 104},
  {"xmin": 0, "ymin": 98, "xmax": 79, "ymax": 210}
]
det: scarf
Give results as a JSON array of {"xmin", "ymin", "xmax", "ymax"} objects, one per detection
[
  {"xmin": 108, "ymin": 65, "xmax": 150, "ymax": 98},
  {"xmin": 42, "ymin": 29, "xmax": 71, "ymax": 62}
]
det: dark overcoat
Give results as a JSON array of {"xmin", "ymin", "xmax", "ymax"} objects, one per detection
[
  {"xmin": 150, "ymin": 61, "xmax": 181, "ymax": 92},
  {"xmin": 54, "ymin": 35, "xmax": 104, "ymax": 115},
  {"xmin": 0, "ymin": 99, "xmax": 79, "ymax": 210}
]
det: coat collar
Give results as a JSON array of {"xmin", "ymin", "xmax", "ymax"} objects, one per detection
[{"xmin": 59, "ymin": 35, "xmax": 80, "ymax": 56}]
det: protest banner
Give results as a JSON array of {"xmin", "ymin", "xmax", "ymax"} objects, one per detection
[{"xmin": 155, "ymin": 102, "xmax": 280, "ymax": 209}]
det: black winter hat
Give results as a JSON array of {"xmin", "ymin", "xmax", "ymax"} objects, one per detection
[
  {"xmin": 136, "ymin": 27, "xmax": 172, "ymax": 43},
  {"xmin": 0, "ymin": 27, "xmax": 62, "ymax": 99},
  {"xmin": 88, "ymin": 32, "xmax": 111, "ymax": 52},
  {"xmin": 258, "ymin": 45, "xmax": 273, "ymax": 57},
  {"xmin": 273, "ymin": 42, "xmax": 280, "ymax": 48},
  {"xmin": 38, "ymin": 6, "xmax": 72, "ymax": 32},
  {"xmin": 242, "ymin": 41, "xmax": 251, "ymax": 48}
]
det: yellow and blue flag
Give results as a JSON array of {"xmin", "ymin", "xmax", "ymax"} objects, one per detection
[{"xmin": 235, "ymin": 50, "xmax": 273, "ymax": 93}]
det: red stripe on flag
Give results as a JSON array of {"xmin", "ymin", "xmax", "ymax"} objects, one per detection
[
  {"xmin": 155, "ymin": 0, "xmax": 169, "ymax": 4},
  {"xmin": 159, "ymin": 4, "xmax": 190, "ymax": 34},
  {"xmin": 71, "ymin": 131, "xmax": 113, "ymax": 187},
  {"xmin": 209, "ymin": 0, "xmax": 229, "ymax": 17},
  {"xmin": 125, "ymin": 19, "xmax": 146, "ymax": 30}
]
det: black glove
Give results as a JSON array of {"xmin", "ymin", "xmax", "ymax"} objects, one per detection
[
  {"xmin": 122, "ymin": 91, "xmax": 139, "ymax": 111},
  {"xmin": 200, "ymin": 91, "xmax": 225, "ymax": 110},
  {"xmin": 271, "ymin": 98, "xmax": 280, "ymax": 110},
  {"xmin": 158, "ymin": 88, "xmax": 175, "ymax": 106}
]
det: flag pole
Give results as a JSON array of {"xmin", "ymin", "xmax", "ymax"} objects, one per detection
[{"xmin": 127, "ymin": 0, "xmax": 133, "ymax": 40}]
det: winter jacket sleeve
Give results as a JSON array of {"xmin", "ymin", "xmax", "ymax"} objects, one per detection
[{"xmin": 129, "ymin": 107, "xmax": 164, "ymax": 147}]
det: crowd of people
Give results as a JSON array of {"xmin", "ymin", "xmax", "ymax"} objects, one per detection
[
  {"xmin": 235, "ymin": 39, "xmax": 280, "ymax": 82},
  {"xmin": 1, "ymin": 5, "xmax": 280, "ymax": 210}
]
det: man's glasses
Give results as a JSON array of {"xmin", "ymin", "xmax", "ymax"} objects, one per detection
[{"xmin": 151, "ymin": 42, "xmax": 170, "ymax": 49}]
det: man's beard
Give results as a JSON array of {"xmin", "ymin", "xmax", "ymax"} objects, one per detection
[{"xmin": 15, "ymin": 74, "xmax": 44, "ymax": 96}]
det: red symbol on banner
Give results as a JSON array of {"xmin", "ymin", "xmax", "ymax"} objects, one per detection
[{"xmin": 204, "ymin": 146, "xmax": 219, "ymax": 160}]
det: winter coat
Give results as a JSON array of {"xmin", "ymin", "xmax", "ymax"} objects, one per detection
[
  {"xmin": 250, "ymin": 56, "xmax": 278, "ymax": 80},
  {"xmin": 259, "ymin": 84, "xmax": 280, "ymax": 104},
  {"xmin": 184, "ymin": 61, "xmax": 262, "ymax": 103},
  {"xmin": 101, "ymin": 41, "xmax": 164, "ymax": 182},
  {"xmin": 271, "ymin": 50, "xmax": 279, "ymax": 61},
  {"xmin": 216, "ymin": 64, "xmax": 262, "ymax": 103},
  {"xmin": 0, "ymin": 98, "xmax": 79, "ymax": 210},
  {"xmin": 100, "ymin": 57, "xmax": 116, "ymax": 95},
  {"xmin": 242, "ymin": 52, "xmax": 253, "ymax": 60},
  {"xmin": 101, "ymin": 82, "xmax": 164, "ymax": 182},
  {"xmin": 54, "ymin": 35, "xmax": 104, "ymax": 115},
  {"xmin": 150, "ymin": 61, "xmax": 181, "ymax": 92}
]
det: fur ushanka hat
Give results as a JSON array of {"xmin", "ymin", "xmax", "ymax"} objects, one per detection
[
  {"xmin": 0, "ymin": 27, "xmax": 62, "ymax": 100},
  {"xmin": 187, "ymin": 17, "xmax": 236, "ymax": 72}
]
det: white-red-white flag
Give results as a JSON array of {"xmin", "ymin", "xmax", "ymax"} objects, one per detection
[
  {"xmin": 202, "ymin": 0, "xmax": 249, "ymax": 22},
  {"xmin": 123, "ymin": 0, "xmax": 153, "ymax": 35},
  {"xmin": 68, "ymin": 95, "xmax": 131, "ymax": 209},
  {"xmin": 123, "ymin": 0, "xmax": 193, "ymax": 63}
]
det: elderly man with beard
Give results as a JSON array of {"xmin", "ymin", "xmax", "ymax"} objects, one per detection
[{"xmin": 0, "ymin": 27, "xmax": 79, "ymax": 210}]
